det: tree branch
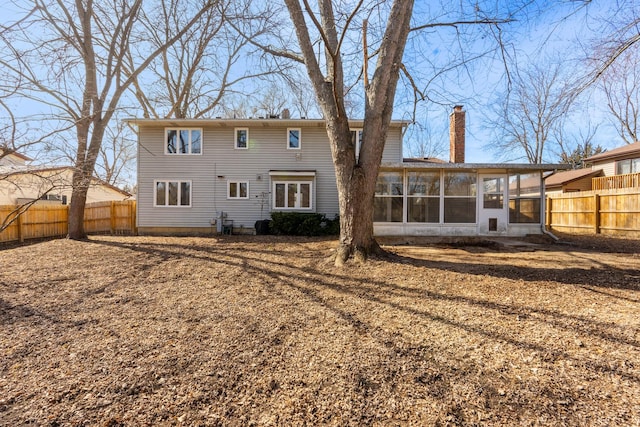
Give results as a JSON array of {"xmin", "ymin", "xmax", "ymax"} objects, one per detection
[{"xmin": 410, "ymin": 18, "xmax": 514, "ymax": 32}]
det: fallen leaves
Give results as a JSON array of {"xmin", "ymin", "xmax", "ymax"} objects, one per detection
[{"xmin": 0, "ymin": 234, "xmax": 639, "ymax": 425}]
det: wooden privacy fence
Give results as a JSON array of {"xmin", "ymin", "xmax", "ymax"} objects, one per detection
[
  {"xmin": 546, "ymin": 190, "xmax": 640, "ymax": 236},
  {"xmin": 0, "ymin": 200, "xmax": 136, "ymax": 244}
]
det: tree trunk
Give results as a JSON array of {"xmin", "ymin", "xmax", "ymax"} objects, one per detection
[
  {"xmin": 334, "ymin": 164, "xmax": 382, "ymax": 266},
  {"xmin": 328, "ymin": 121, "xmax": 386, "ymax": 266},
  {"xmin": 284, "ymin": 0, "xmax": 414, "ymax": 265},
  {"xmin": 67, "ymin": 170, "xmax": 90, "ymax": 239},
  {"xmin": 68, "ymin": 123, "xmax": 105, "ymax": 240}
]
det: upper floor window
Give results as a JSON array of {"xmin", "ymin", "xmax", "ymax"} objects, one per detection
[
  {"xmin": 616, "ymin": 158, "xmax": 640, "ymax": 175},
  {"xmin": 235, "ymin": 128, "xmax": 249, "ymax": 149},
  {"xmin": 287, "ymin": 128, "xmax": 301, "ymax": 149},
  {"xmin": 155, "ymin": 180, "xmax": 191, "ymax": 207},
  {"xmin": 166, "ymin": 128, "xmax": 202, "ymax": 155}
]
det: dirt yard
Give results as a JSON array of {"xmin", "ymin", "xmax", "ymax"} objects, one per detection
[{"xmin": 1, "ymin": 234, "xmax": 639, "ymax": 426}]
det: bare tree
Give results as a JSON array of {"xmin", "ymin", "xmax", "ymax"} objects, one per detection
[
  {"xmin": 280, "ymin": 0, "xmax": 414, "ymax": 264},
  {"xmin": 129, "ymin": 0, "xmax": 279, "ymax": 120},
  {"xmin": 404, "ymin": 109, "xmax": 448, "ymax": 160},
  {"xmin": 581, "ymin": 0, "xmax": 640, "ymax": 88},
  {"xmin": 600, "ymin": 51, "xmax": 640, "ymax": 144},
  {"xmin": 0, "ymin": 0, "xmax": 213, "ymax": 239},
  {"xmin": 488, "ymin": 59, "xmax": 579, "ymax": 164},
  {"xmin": 229, "ymin": 0, "xmax": 542, "ymax": 264},
  {"xmin": 1, "ymin": 89, "xmax": 75, "ymax": 230},
  {"xmin": 96, "ymin": 117, "xmax": 137, "ymax": 187}
]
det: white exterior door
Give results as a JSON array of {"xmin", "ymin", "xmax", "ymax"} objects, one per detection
[{"xmin": 478, "ymin": 174, "xmax": 508, "ymax": 235}]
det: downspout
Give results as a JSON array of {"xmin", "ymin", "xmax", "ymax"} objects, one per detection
[{"xmin": 540, "ymin": 171, "xmax": 559, "ymax": 241}]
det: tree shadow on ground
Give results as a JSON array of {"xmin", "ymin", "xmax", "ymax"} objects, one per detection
[{"xmin": 87, "ymin": 237, "xmax": 640, "ymax": 384}]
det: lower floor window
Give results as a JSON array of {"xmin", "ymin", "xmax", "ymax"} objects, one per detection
[
  {"xmin": 375, "ymin": 170, "xmax": 478, "ymax": 223},
  {"xmin": 509, "ymin": 198, "xmax": 540, "ymax": 223},
  {"xmin": 374, "ymin": 197, "xmax": 403, "ymax": 222},
  {"xmin": 509, "ymin": 173, "xmax": 541, "ymax": 223},
  {"xmin": 407, "ymin": 197, "xmax": 440, "ymax": 222},
  {"xmin": 228, "ymin": 181, "xmax": 249, "ymax": 199},
  {"xmin": 155, "ymin": 180, "xmax": 191, "ymax": 206},
  {"xmin": 273, "ymin": 181, "xmax": 312, "ymax": 209},
  {"xmin": 374, "ymin": 171, "xmax": 403, "ymax": 222},
  {"xmin": 443, "ymin": 197, "xmax": 476, "ymax": 223}
]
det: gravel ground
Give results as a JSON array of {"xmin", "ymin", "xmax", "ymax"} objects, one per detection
[{"xmin": 1, "ymin": 234, "xmax": 639, "ymax": 426}]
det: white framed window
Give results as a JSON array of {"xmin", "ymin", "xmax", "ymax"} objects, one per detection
[
  {"xmin": 227, "ymin": 181, "xmax": 249, "ymax": 199},
  {"xmin": 287, "ymin": 128, "xmax": 301, "ymax": 149},
  {"xmin": 374, "ymin": 171, "xmax": 403, "ymax": 222},
  {"xmin": 272, "ymin": 181, "xmax": 312, "ymax": 209},
  {"xmin": 154, "ymin": 180, "xmax": 192, "ymax": 207},
  {"xmin": 406, "ymin": 171, "xmax": 440, "ymax": 223},
  {"xmin": 165, "ymin": 128, "xmax": 202, "ymax": 155},
  {"xmin": 616, "ymin": 158, "xmax": 640, "ymax": 175},
  {"xmin": 443, "ymin": 172, "xmax": 476, "ymax": 223},
  {"xmin": 351, "ymin": 128, "xmax": 363, "ymax": 156},
  {"xmin": 235, "ymin": 128, "xmax": 249, "ymax": 149},
  {"xmin": 508, "ymin": 172, "xmax": 541, "ymax": 224}
]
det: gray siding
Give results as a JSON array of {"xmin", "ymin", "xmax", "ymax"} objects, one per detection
[
  {"xmin": 382, "ymin": 127, "xmax": 403, "ymax": 163},
  {"xmin": 137, "ymin": 121, "xmax": 404, "ymax": 230}
]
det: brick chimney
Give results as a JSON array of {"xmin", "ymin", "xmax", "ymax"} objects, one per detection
[{"xmin": 449, "ymin": 105, "xmax": 465, "ymax": 163}]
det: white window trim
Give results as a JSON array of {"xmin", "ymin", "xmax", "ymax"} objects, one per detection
[
  {"xmin": 164, "ymin": 128, "xmax": 203, "ymax": 155},
  {"xmin": 235, "ymin": 127, "xmax": 249, "ymax": 150},
  {"xmin": 227, "ymin": 180, "xmax": 250, "ymax": 199},
  {"xmin": 351, "ymin": 128, "xmax": 363, "ymax": 157},
  {"xmin": 153, "ymin": 179, "xmax": 192, "ymax": 207},
  {"xmin": 287, "ymin": 128, "xmax": 301, "ymax": 150},
  {"xmin": 272, "ymin": 180, "xmax": 313, "ymax": 210},
  {"xmin": 268, "ymin": 171, "xmax": 316, "ymax": 177}
]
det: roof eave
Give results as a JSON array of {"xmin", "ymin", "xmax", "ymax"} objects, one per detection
[
  {"xmin": 382, "ymin": 162, "xmax": 570, "ymax": 172},
  {"xmin": 124, "ymin": 117, "xmax": 411, "ymax": 128}
]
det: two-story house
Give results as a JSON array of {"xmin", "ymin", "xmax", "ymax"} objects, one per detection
[
  {"xmin": 584, "ymin": 141, "xmax": 640, "ymax": 191},
  {"xmin": 545, "ymin": 142, "xmax": 640, "ymax": 194},
  {"xmin": 128, "ymin": 107, "xmax": 566, "ymax": 237}
]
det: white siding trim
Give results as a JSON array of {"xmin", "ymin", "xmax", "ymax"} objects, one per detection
[{"xmin": 269, "ymin": 170, "xmax": 316, "ymax": 176}]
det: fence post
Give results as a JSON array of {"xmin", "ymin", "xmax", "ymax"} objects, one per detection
[
  {"xmin": 131, "ymin": 201, "xmax": 137, "ymax": 235},
  {"xmin": 17, "ymin": 211, "xmax": 24, "ymax": 243},
  {"xmin": 593, "ymin": 193, "xmax": 600, "ymax": 234},
  {"xmin": 110, "ymin": 201, "xmax": 116, "ymax": 235},
  {"xmin": 546, "ymin": 196, "xmax": 552, "ymax": 230}
]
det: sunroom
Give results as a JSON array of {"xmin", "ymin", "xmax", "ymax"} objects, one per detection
[{"xmin": 373, "ymin": 163, "xmax": 563, "ymax": 237}]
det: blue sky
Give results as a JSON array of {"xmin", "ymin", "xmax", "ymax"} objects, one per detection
[
  {"xmin": 395, "ymin": 0, "xmax": 627, "ymax": 164},
  {"xmin": 0, "ymin": 0, "xmax": 632, "ymax": 175}
]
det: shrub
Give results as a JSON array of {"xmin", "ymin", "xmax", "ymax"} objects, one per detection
[{"xmin": 269, "ymin": 212, "xmax": 339, "ymax": 236}]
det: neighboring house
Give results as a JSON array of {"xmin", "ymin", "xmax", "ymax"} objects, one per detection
[
  {"xmin": 0, "ymin": 149, "xmax": 32, "ymax": 168},
  {"xmin": 544, "ymin": 168, "xmax": 604, "ymax": 195},
  {"xmin": 583, "ymin": 141, "xmax": 640, "ymax": 191},
  {"xmin": 128, "ymin": 106, "xmax": 566, "ymax": 237},
  {"xmin": 0, "ymin": 151, "xmax": 131, "ymax": 205}
]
